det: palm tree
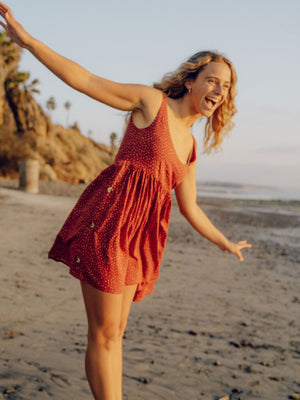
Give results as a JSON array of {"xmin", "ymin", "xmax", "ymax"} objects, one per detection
[
  {"xmin": 110, "ymin": 132, "xmax": 117, "ymax": 157},
  {"xmin": 46, "ymin": 96, "xmax": 56, "ymax": 117},
  {"xmin": 64, "ymin": 101, "xmax": 71, "ymax": 127},
  {"xmin": 5, "ymin": 73, "xmax": 40, "ymax": 100}
]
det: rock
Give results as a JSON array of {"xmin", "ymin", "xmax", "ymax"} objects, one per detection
[
  {"xmin": 138, "ymin": 377, "xmax": 150, "ymax": 384},
  {"xmin": 244, "ymin": 365, "xmax": 255, "ymax": 373},
  {"xmin": 240, "ymin": 339, "xmax": 253, "ymax": 348},
  {"xmin": 289, "ymin": 394, "xmax": 300, "ymax": 400},
  {"xmin": 4, "ymin": 389, "xmax": 15, "ymax": 394},
  {"xmin": 229, "ymin": 341, "xmax": 241, "ymax": 348},
  {"xmin": 188, "ymin": 330, "xmax": 200, "ymax": 336},
  {"xmin": 292, "ymin": 297, "xmax": 300, "ymax": 304},
  {"xmin": 268, "ymin": 376, "xmax": 283, "ymax": 382},
  {"xmin": 16, "ymin": 279, "xmax": 23, "ymax": 288}
]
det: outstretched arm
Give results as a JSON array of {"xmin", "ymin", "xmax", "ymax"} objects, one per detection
[
  {"xmin": 175, "ymin": 162, "xmax": 252, "ymax": 261},
  {"xmin": 0, "ymin": 2, "xmax": 161, "ymax": 115}
]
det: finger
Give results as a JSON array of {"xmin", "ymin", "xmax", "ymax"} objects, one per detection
[
  {"xmin": 0, "ymin": 4, "xmax": 12, "ymax": 20},
  {"xmin": 240, "ymin": 244, "xmax": 252, "ymax": 249},
  {"xmin": 0, "ymin": 5, "xmax": 8, "ymax": 15},
  {"xmin": 237, "ymin": 251, "xmax": 244, "ymax": 262},
  {"xmin": 0, "ymin": 21, "xmax": 7, "ymax": 29},
  {"xmin": 0, "ymin": 3, "xmax": 9, "ymax": 12}
]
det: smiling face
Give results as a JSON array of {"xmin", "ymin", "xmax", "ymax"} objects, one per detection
[{"xmin": 186, "ymin": 62, "xmax": 232, "ymax": 117}]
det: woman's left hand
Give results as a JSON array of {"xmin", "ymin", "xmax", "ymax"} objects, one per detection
[{"xmin": 220, "ymin": 240, "xmax": 252, "ymax": 262}]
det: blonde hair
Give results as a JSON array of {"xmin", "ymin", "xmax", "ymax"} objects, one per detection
[{"xmin": 153, "ymin": 51, "xmax": 237, "ymax": 152}]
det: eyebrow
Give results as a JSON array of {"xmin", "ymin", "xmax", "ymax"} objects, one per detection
[{"xmin": 205, "ymin": 75, "xmax": 231, "ymax": 84}]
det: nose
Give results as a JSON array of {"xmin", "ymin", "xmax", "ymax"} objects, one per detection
[{"xmin": 213, "ymin": 83, "xmax": 223, "ymax": 96}]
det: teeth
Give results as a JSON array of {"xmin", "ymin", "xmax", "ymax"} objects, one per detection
[{"xmin": 206, "ymin": 98, "xmax": 214, "ymax": 107}]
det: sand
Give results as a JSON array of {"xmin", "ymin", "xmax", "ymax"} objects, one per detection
[{"xmin": 0, "ymin": 179, "xmax": 299, "ymax": 400}]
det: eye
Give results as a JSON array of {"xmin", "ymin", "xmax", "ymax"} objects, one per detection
[{"xmin": 208, "ymin": 79, "xmax": 216, "ymax": 84}]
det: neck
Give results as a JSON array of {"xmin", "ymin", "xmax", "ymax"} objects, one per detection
[{"xmin": 166, "ymin": 96, "xmax": 203, "ymax": 129}]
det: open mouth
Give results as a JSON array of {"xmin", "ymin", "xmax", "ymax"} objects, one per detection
[{"xmin": 205, "ymin": 97, "xmax": 217, "ymax": 108}]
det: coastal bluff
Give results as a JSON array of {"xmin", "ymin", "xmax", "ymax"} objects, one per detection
[{"xmin": 0, "ymin": 31, "xmax": 112, "ymax": 184}]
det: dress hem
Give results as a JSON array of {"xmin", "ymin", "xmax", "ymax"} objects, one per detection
[{"xmin": 48, "ymin": 254, "xmax": 156, "ymax": 302}]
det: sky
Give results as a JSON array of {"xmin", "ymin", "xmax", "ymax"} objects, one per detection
[{"xmin": 5, "ymin": 0, "xmax": 300, "ymax": 189}]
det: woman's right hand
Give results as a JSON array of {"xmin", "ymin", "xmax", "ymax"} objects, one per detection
[{"xmin": 0, "ymin": 3, "xmax": 32, "ymax": 48}]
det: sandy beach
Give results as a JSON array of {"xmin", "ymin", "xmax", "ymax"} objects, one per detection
[{"xmin": 0, "ymin": 179, "xmax": 299, "ymax": 400}]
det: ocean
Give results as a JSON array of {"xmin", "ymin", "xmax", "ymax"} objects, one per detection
[{"xmin": 197, "ymin": 182, "xmax": 300, "ymax": 202}]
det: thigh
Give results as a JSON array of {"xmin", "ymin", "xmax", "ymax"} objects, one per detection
[
  {"xmin": 120, "ymin": 284, "xmax": 138, "ymax": 334},
  {"xmin": 80, "ymin": 282, "xmax": 137, "ymax": 334},
  {"xmin": 81, "ymin": 282, "xmax": 124, "ymax": 332}
]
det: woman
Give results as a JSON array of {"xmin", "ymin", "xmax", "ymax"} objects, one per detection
[{"xmin": 0, "ymin": 3, "xmax": 252, "ymax": 400}]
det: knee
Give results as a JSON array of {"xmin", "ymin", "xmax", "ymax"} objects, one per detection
[
  {"xmin": 88, "ymin": 322, "xmax": 122, "ymax": 349},
  {"xmin": 119, "ymin": 318, "xmax": 128, "ymax": 339}
]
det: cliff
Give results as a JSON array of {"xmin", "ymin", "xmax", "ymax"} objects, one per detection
[{"xmin": 0, "ymin": 31, "xmax": 113, "ymax": 184}]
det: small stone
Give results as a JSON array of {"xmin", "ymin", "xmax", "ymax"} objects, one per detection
[
  {"xmin": 250, "ymin": 380, "xmax": 261, "ymax": 387},
  {"xmin": 289, "ymin": 394, "xmax": 300, "ymax": 400},
  {"xmin": 241, "ymin": 339, "xmax": 252, "ymax": 347},
  {"xmin": 229, "ymin": 341, "xmax": 241, "ymax": 348},
  {"xmin": 244, "ymin": 365, "xmax": 255, "ymax": 373},
  {"xmin": 260, "ymin": 361, "xmax": 269, "ymax": 366},
  {"xmin": 232, "ymin": 388, "xmax": 243, "ymax": 394},
  {"xmin": 217, "ymin": 395, "xmax": 230, "ymax": 400},
  {"xmin": 188, "ymin": 330, "xmax": 199, "ymax": 336},
  {"xmin": 214, "ymin": 360, "xmax": 221, "ymax": 366},
  {"xmin": 269, "ymin": 376, "xmax": 282, "ymax": 382},
  {"xmin": 4, "ymin": 389, "xmax": 15, "ymax": 394}
]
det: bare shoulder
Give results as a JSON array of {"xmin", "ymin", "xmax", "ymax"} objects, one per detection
[{"xmin": 132, "ymin": 87, "xmax": 164, "ymax": 129}]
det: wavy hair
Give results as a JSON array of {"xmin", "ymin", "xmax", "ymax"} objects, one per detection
[{"xmin": 153, "ymin": 51, "xmax": 237, "ymax": 152}]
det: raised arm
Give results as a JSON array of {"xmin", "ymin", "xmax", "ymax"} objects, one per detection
[
  {"xmin": 0, "ymin": 2, "xmax": 161, "ymax": 115},
  {"xmin": 175, "ymin": 162, "xmax": 252, "ymax": 261}
]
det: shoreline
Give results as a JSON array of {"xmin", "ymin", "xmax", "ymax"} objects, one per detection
[{"xmin": 1, "ymin": 177, "xmax": 300, "ymax": 205}]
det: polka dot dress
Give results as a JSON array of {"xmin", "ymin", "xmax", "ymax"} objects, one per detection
[{"xmin": 48, "ymin": 94, "xmax": 197, "ymax": 302}]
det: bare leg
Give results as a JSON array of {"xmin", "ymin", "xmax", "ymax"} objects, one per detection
[
  {"xmin": 80, "ymin": 282, "xmax": 136, "ymax": 400},
  {"xmin": 113, "ymin": 285, "xmax": 137, "ymax": 400}
]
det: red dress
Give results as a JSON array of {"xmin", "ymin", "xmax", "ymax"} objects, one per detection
[{"xmin": 48, "ymin": 94, "xmax": 197, "ymax": 301}]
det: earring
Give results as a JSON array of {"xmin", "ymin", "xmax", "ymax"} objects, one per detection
[{"xmin": 188, "ymin": 87, "xmax": 192, "ymax": 94}]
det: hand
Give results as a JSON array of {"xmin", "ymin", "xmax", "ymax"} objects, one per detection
[
  {"xmin": 0, "ymin": 3, "xmax": 32, "ymax": 48},
  {"xmin": 220, "ymin": 240, "xmax": 252, "ymax": 262}
]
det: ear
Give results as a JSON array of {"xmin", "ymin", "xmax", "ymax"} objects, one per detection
[{"xmin": 185, "ymin": 79, "xmax": 192, "ymax": 91}]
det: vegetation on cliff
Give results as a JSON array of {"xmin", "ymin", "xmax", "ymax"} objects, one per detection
[{"xmin": 0, "ymin": 31, "xmax": 113, "ymax": 183}]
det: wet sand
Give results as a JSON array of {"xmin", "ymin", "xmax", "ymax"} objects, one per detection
[{"xmin": 0, "ymin": 179, "xmax": 299, "ymax": 400}]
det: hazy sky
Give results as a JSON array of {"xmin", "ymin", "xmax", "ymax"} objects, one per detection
[{"xmin": 7, "ymin": 0, "xmax": 300, "ymax": 189}]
